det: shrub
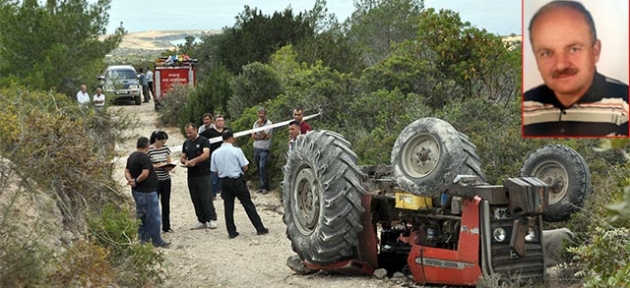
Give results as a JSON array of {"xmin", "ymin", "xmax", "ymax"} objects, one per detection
[
  {"xmin": 569, "ymin": 227, "xmax": 630, "ymax": 288},
  {"xmin": 0, "ymin": 234, "xmax": 54, "ymax": 287},
  {"xmin": 0, "ymin": 85, "xmax": 158, "ymax": 287},
  {"xmin": 52, "ymin": 240, "xmax": 114, "ymax": 287},
  {"xmin": 182, "ymin": 65, "xmax": 234, "ymax": 122},
  {"xmin": 87, "ymin": 204, "xmax": 166, "ymax": 286},
  {"xmin": 156, "ymin": 83, "xmax": 193, "ymax": 127},
  {"xmin": 228, "ymin": 62, "xmax": 283, "ymax": 119}
]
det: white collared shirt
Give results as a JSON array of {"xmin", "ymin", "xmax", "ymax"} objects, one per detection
[
  {"xmin": 93, "ymin": 93, "xmax": 105, "ymax": 107},
  {"xmin": 77, "ymin": 90, "xmax": 90, "ymax": 105}
]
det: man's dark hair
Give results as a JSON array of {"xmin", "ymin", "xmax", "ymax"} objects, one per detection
[
  {"xmin": 202, "ymin": 113, "xmax": 213, "ymax": 120},
  {"xmin": 289, "ymin": 120, "xmax": 300, "ymax": 127},
  {"xmin": 185, "ymin": 122, "xmax": 197, "ymax": 130},
  {"xmin": 528, "ymin": 1, "xmax": 597, "ymax": 45},
  {"xmin": 222, "ymin": 129, "xmax": 234, "ymax": 140},
  {"xmin": 137, "ymin": 137, "xmax": 149, "ymax": 149},
  {"xmin": 294, "ymin": 107, "xmax": 304, "ymax": 112}
]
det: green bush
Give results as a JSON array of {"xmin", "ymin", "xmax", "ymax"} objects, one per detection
[
  {"xmin": 0, "ymin": 87, "xmax": 131, "ymax": 231},
  {"xmin": 569, "ymin": 227, "xmax": 630, "ymax": 288},
  {"xmin": 178, "ymin": 65, "xmax": 234, "ymax": 132},
  {"xmin": 88, "ymin": 204, "xmax": 165, "ymax": 286},
  {"xmin": 228, "ymin": 62, "xmax": 283, "ymax": 119},
  {"xmin": 52, "ymin": 240, "xmax": 114, "ymax": 287},
  {"xmin": 0, "ymin": 85, "xmax": 158, "ymax": 287},
  {"xmin": 156, "ymin": 83, "xmax": 193, "ymax": 127},
  {"xmin": 0, "ymin": 233, "xmax": 54, "ymax": 287}
]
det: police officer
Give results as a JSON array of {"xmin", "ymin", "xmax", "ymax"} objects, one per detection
[{"xmin": 211, "ymin": 130, "xmax": 269, "ymax": 239}]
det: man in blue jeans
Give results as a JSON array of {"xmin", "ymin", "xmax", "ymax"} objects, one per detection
[
  {"xmin": 251, "ymin": 108, "xmax": 273, "ymax": 194},
  {"xmin": 125, "ymin": 137, "xmax": 170, "ymax": 248}
]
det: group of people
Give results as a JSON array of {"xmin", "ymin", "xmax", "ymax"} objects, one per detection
[
  {"xmin": 124, "ymin": 107, "xmax": 312, "ymax": 246},
  {"xmin": 76, "ymin": 84, "xmax": 106, "ymax": 113},
  {"xmin": 251, "ymin": 107, "xmax": 312, "ymax": 194}
]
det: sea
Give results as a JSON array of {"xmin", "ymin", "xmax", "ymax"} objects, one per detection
[{"xmin": 103, "ymin": 0, "xmax": 520, "ymax": 45}]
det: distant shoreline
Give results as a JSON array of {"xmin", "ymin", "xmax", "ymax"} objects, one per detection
[
  {"xmin": 106, "ymin": 29, "xmax": 521, "ymax": 51},
  {"xmin": 102, "ymin": 29, "xmax": 222, "ymax": 50}
]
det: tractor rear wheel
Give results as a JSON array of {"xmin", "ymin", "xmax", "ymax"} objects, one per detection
[
  {"xmin": 391, "ymin": 117, "xmax": 484, "ymax": 197},
  {"xmin": 520, "ymin": 145, "xmax": 591, "ymax": 222},
  {"xmin": 282, "ymin": 130, "xmax": 367, "ymax": 266}
]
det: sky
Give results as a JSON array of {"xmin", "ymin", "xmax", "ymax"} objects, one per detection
[{"xmin": 98, "ymin": 0, "xmax": 520, "ymax": 36}]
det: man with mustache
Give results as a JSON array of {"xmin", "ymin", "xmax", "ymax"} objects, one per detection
[{"xmin": 523, "ymin": 1, "xmax": 629, "ymax": 137}]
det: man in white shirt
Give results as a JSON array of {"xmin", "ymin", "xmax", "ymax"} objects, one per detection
[
  {"xmin": 251, "ymin": 107, "xmax": 273, "ymax": 194},
  {"xmin": 93, "ymin": 87, "xmax": 106, "ymax": 113},
  {"xmin": 198, "ymin": 113, "xmax": 215, "ymax": 134},
  {"xmin": 288, "ymin": 120, "xmax": 300, "ymax": 151},
  {"xmin": 146, "ymin": 67, "xmax": 154, "ymax": 99},
  {"xmin": 76, "ymin": 85, "xmax": 90, "ymax": 107}
]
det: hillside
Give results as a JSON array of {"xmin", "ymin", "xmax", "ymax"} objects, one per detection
[
  {"xmin": 102, "ymin": 30, "xmax": 522, "ymax": 64},
  {"xmin": 102, "ymin": 29, "xmax": 221, "ymax": 64},
  {"xmin": 110, "ymin": 29, "xmax": 221, "ymax": 50}
]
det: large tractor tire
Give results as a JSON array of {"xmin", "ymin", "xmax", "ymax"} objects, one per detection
[
  {"xmin": 391, "ymin": 117, "xmax": 484, "ymax": 197},
  {"xmin": 520, "ymin": 145, "xmax": 591, "ymax": 222},
  {"xmin": 282, "ymin": 130, "xmax": 367, "ymax": 266}
]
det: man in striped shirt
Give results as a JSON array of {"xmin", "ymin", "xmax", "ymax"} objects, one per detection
[{"xmin": 523, "ymin": 1, "xmax": 629, "ymax": 137}]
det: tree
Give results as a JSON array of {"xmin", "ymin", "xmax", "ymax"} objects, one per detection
[
  {"xmin": 179, "ymin": 64, "xmax": 234, "ymax": 129},
  {"xmin": 344, "ymin": 0, "xmax": 424, "ymax": 66},
  {"xmin": 416, "ymin": 8, "xmax": 520, "ymax": 104},
  {"xmin": 176, "ymin": 35, "xmax": 199, "ymax": 56},
  {"xmin": 189, "ymin": 32, "xmax": 228, "ymax": 82},
  {"xmin": 0, "ymin": 0, "xmax": 126, "ymax": 96},
  {"xmin": 214, "ymin": 5, "xmax": 315, "ymax": 74},
  {"xmin": 228, "ymin": 62, "xmax": 283, "ymax": 118}
]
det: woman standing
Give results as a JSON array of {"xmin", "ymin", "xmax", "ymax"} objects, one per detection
[{"xmin": 148, "ymin": 131, "xmax": 174, "ymax": 233}]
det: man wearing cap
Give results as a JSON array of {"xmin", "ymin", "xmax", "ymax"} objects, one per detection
[
  {"xmin": 251, "ymin": 107, "xmax": 273, "ymax": 194},
  {"xmin": 212, "ymin": 129, "xmax": 269, "ymax": 239}
]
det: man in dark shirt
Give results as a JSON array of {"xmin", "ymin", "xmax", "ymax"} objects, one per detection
[
  {"xmin": 200, "ymin": 115, "xmax": 229, "ymax": 200},
  {"xmin": 125, "ymin": 137, "xmax": 170, "ymax": 248},
  {"xmin": 181, "ymin": 123, "xmax": 218, "ymax": 229},
  {"xmin": 523, "ymin": 1, "xmax": 629, "ymax": 137}
]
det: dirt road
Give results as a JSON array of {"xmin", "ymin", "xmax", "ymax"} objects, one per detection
[{"xmin": 111, "ymin": 102, "xmax": 412, "ymax": 288}]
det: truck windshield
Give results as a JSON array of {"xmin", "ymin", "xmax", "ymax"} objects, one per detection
[{"xmin": 107, "ymin": 69, "xmax": 137, "ymax": 80}]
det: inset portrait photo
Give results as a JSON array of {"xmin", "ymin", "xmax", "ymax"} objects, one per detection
[{"xmin": 522, "ymin": 0, "xmax": 629, "ymax": 138}]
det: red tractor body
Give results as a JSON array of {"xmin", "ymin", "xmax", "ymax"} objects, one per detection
[{"xmin": 282, "ymin": 118, "xmax": 587, "ymax": 286}]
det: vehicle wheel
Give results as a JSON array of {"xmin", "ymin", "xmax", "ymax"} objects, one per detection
[
  {"xmin": 391, "ymin": 117, "xmax": 485, "ymax": 197},
  {"xmin": 282, "ymin": 130, "xmax": 367, "ymax": 266},
  {"xmin": 520, "ymin": 145, "xmax": 591, "ymax": 222},
  {"xmin": 135, "ymin": 95, "xmax": 141, "ymax": 105}
]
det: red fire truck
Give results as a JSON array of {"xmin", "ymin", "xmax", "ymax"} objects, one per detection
[{"xmin": 153, "ymin": 55, "xmax": 197, "ymax": 110}]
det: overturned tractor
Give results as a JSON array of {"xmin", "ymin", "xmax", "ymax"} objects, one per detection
[{"xmin": 281, "ymin": 117, "xmax": 590, "ymax": 286}]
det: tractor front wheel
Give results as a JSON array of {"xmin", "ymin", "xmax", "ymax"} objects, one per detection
[{"xmin": 282, "ymin": 130, "xmax": 367, "ymax": 266}]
